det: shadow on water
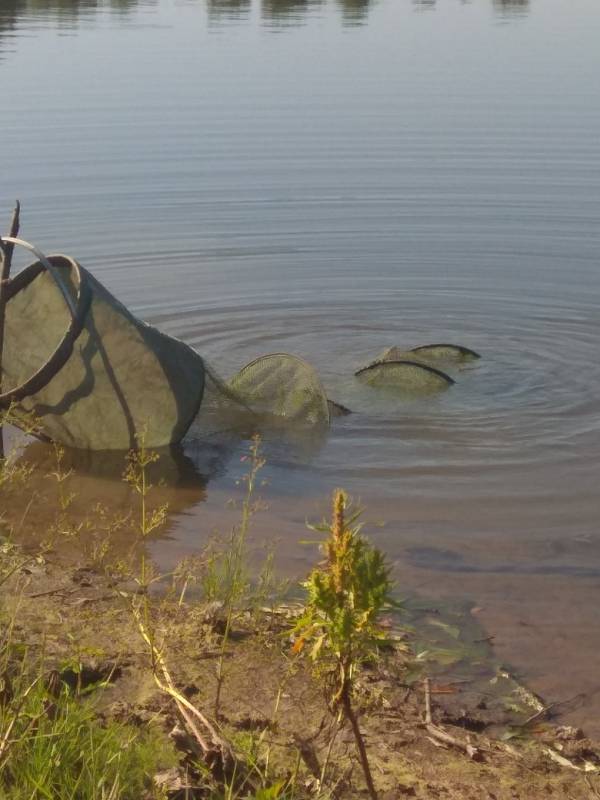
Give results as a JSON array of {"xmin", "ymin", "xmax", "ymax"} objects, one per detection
[
  {"xmin": 18, "ymin": 427, "xmax": 267, "ymax": 498},
  {"xmin": 9, "ymin": 414, "xmax": 330, "ymax": 546},
  {"xmin": 6, "ymin": 435, "xmax": 220, "ymax": 556}
]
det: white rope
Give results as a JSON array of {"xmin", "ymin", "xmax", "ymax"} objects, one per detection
[{"xmin": 0, "ymin": 236, "xmax": 78, "ymax": 318}]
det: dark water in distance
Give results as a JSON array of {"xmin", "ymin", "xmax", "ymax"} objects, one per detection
[{"xmin": 2, "ymin": 0, "xmax": 600, "ymax": 730}]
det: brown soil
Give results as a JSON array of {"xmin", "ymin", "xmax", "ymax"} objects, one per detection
[{"xmin": 4, "ymin": 549, "xmax": 600, "ymax": 800}]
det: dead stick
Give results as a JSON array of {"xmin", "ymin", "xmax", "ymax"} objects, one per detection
[
  {"xmin": 133, "ymin": 606, "xmax": 235, "ymax": 768},
  {"xmin": 425, "ymin": 722, "xmax": 478, "ymax": 755},
  {"xmin": 424, "ymin": 677, "xmax": 432, "ymax": 724},
  {"xmin": 0, "ymin": 201, "xmax": 21, "ymax": 459},
  {"xmin": 423, "ymin": 677, "xmax": 481, "ymax": 759},
  {"xmin": 522, "ymin": 702, "xmax": 558, "ymax": 727}
]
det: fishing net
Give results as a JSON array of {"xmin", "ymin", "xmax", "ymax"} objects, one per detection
[
  {"xmin": 354, "ymin": 342, "xmax": 482, "ymax": 392},
  {"xmin": 379, "ymin": 344, "xmax": 480, "ymax": 363},
  {"xmin": 185, "ymin": 362, "xmax": 256, "ymax": 439},
  {"xmin": 0, "ymin": 238, "xmax": 475, "ymax": 452},
  {"xmin": 0, "ymin": 239, "xmax": 331, "ymax": 450},
  {"xmin": 0, "ymin": 245, "xmax": 205, "ymax": 450},
  {"xmin": 227, "ymin": 353, "xmax": 330, "ymax": 427},
  {"xmin": 355, "ymin": 360, "xmax": 454, "ymax": 391}
]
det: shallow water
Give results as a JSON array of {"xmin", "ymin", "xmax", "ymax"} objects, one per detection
[{"xmin": 2, "ymin": 0, "xmax": 600, "ymax": 732}]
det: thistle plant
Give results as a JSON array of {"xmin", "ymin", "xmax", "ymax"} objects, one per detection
[{"xmin": 292, "ymin": 489, "xmax": 393, "ymax": 800}]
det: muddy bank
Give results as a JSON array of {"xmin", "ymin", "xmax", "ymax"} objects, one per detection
[{"xmin": 3, "ymin": 548, "xmax": 600, "ymax": 799}]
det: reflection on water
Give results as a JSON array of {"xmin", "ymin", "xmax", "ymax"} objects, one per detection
[
  {"xmin": 335, "ymin": 0, "xmax": 373, "ymax": 26},
  {"xmin": 22, "ymin": 438, "xmax": 222, "ymax": 491},
  {"xmin": 206, "ymin": 0, "xmax": 251, "ymax": 24},
  {"xmin": 21, "ymin": 437, "xmax": 209, "ymax": 505},
  {"xmin": 9, "ymin": 435, "xmax": 212, "ymax": 559},
  {"xmin": 261, "ymin": 0, "xmax": 322, "ymax": 27},
  {"xmin": 0, "ymin": 0, "xmax": 158, "ymax": 55},
  {"xmin": 412, "ymin": 0, "xmax": 436, "ymax": 10},
  {"xmin": 11, "ymin": 419, "xmax": 330, "ymax": 537},
  {"xmin": 413, "ymin": 0, "xmax": 530, "ymax": 14},
  {"xmin": 0, "ymin": 0, "xmax": 154, "ymax": 21},
  {"xmin": 0, "ymin": 0, "xmax": 532, "ymax": 44},
  {"xmin": 493, "ymin": 0, "xmax": 530, "ymax": 16}
]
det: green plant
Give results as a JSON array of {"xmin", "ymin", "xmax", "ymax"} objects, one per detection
[
  {"xmin": 251, "ymin": 546, "xmax": 290, "ymax": 626},
  {"xmin": 123, "ymin": 430, "xmax": 168, "ymax": 590},
  {"xmin": 214, "ymin": 434, "xmax": 265, "ymax": 719},
  {"xmin": 0, "ymin": 638, "xmax": 175, "ymax": 799},
  {"xmin": 292, "ymin": 490, "xmax": 394, "ymax": 800},
  {"xmin": 123, "ymin": 431, "xmax": 168, "ymax": 540}
]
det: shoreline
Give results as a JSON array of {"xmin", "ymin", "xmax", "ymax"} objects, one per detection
[
  {"xmin": 2, "ymin": 544, "xmax": 599, "ymax": 798},
  {"xmin": 1, "ymin": 430, "xmax": 598, "ymax": 797}
]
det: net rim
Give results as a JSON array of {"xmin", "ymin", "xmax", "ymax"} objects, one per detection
[
  {"xmin": 0, "ymin": 255, "xmax": 91, "ymax": 407},
  {"xmin": 354, "ymin": 358, "xmax": 455, "ymax": 385},
  {"xmin": 230, "ymin": 351, "xmax": 332, "ymax": 425},
  {"xmin": 409, "ymin": 343, "xmax": 481, "ymax": 359}
]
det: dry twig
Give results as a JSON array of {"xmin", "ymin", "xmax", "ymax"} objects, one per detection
[
  {"xmin": 422, "ymin": 677, "xmax": 482, "ymax": 761},
  {"xmin": 133, "ymin": 604, "xmax": 236, "ymax": 777}
]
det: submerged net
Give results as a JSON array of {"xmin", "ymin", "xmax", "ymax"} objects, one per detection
[
  {"xmin": 379, "ymin": 344, "xmax": 480, "ymax": 364},
  {"xmin": 227, "ymin": 353, "xmax": 330, "ymax": 427},
  {"xmin": 187, "ymin": 355, "xmax": 331, "ymax": 439},
  {"xmin": 354, "ymin": 342, "xmax": 481, "ymax": 393},
  {"xmin": 355, "ymin": 360, "xmax": 455, "ymax": 392},
  {"xmin": 186, "ymin": 362, "xmax": 255, "ymax": 439}
]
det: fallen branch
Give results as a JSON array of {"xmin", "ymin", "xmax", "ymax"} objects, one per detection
[
  {"xmin": 132, "ymin": 604, "xmax": 236, "ymax": 778},
  {"xmin": 426, "ymin": 722, "xmax": 481, "ymax": 760},
  {"xmin": 424, "ymin": 677, "xmax": 432, "ymax": 725},
  {"xmin": 544, "ymin": 746, "xmax": 598, "ymax": 773},
  {"xmin": 522, "ymin": 702, "xmax": 559, "ymax": 727},
  {"xmin": 422, "ymin": 677, "xmax": 483, "ymax": 761}
]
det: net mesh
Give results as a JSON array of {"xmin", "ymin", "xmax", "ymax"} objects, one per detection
[
  {"xmin": 355, "ymin": 360, "xmax": 454, "ymax": 391},
  {"xmin": 186, "ymin": 362, "xmax": 255, "ymax": 438},
  {"xmin": 227, "ymin": 353, "xmax": 330, "ymax": 427},
  {"xmin": 376, "ymin": 344, "xmax": 480, "ymax": 364},
  {"xmin": 2, "ymin": 257, "xmax": 205, "ymax": 450},
  {"xmin": 1, "ymin": 243, "xmax": 481, "ymax": 452}
]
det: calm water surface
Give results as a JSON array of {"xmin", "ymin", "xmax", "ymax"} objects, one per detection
[{"xmin": 2, "ymin": 0, "xmax": 600, "ymax": 730}]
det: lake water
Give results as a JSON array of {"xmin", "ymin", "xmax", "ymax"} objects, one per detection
[{"xmin": 2, "ymin": 0, "xmax": 600, "ymax": 732}]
